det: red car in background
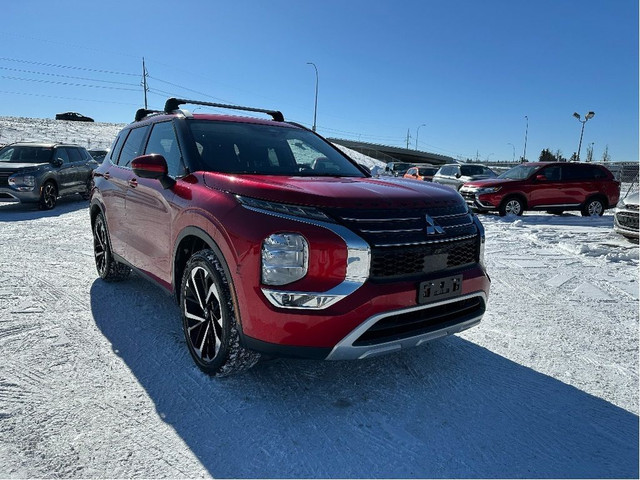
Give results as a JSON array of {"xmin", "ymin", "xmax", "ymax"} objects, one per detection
[{"xmin": 460, "ymin": 162, "xmax": 620, "ymax": 217}]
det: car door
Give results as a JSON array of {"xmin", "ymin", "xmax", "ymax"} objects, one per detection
[
  {"xmin": 51, "ymin": 147, "xmax": 75, "ymax": 194},
  {"xmin": 125, "ymin": 121, "xmax": 184, "ymax": 283},
  {"xmin": 64, "ymin": 147, "xmax": 86, "ymax": 192},
  {"xmin": 102, "ymin": 126, "xmax": 148, "ymax": 258},
  {"xmin": 527, "ymin": 164, "xmax": 572, "ymax": 208}
]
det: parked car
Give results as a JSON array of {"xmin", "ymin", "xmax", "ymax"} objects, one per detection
[
  {"xmin": 55, "ymin": 112, "xmax": 94, "ymax": 122},
  {"xmin": 613, "ymin": 191, "xmax": 639, "ymax": 239},
  {"xmin": 89, "ymin": 149, "xmax": 109, "ymax": 162},
  {"xmin": 90, "ymin": 97, "xmax": 490, "ymax": 376},
  {"xmin": 432, "ymin": 164, "xmax": 497, "ymax": 190},
  {"xmin": 383, "ymin": 161, "xmax": 415, "ymax": 177},
  {"xmin": 460, "ymin": 162, "xmax": 620, "ymax": 217},
  {"xmin": 0, "ymin": 142, "xmax": 98, "ymax": 209},
  {"xmin": 403, "ymin": 165, "xmax": 439, "ymax": 182}
]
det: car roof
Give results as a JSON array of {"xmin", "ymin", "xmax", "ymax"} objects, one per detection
[
  {"xmin": 5, "ymin": 142, "xmax": 83, "ymax": 148},
  {"xmin": 131, "ymin": 111, "xmax": 298, "ymax": 129}
]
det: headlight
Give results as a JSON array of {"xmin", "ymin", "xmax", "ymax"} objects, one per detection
[
  {"xmin": 8, "ymin": 174, "xmax": 36, "ymax": 191},
  {"xmin": 237, "ymin": 195, "xmax": 333, "ymax": 222},
  {"xmin": 262, "ymin": 233, "xmax": 308, "ymax": 285},
  {"xmin": 477, "ymin": 186, "xmax": 501, "ymax": 195}
]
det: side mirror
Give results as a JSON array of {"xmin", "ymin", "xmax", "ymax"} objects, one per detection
[
  {"xmin": 535, "ymin": 174, "xmax": 547, "ymax": 181},
  {"xmin": 455, "ymin": 172, "xmax": 461, "ymax": 178},
  {"xmin": 131, "ymin": 154, "xmax": 175, "ymax": 189},
  {"xmin": 52, "ymin": 158, "xmax": 63, "ymax": 167}
]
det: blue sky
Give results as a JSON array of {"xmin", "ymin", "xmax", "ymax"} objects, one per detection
[{"xmin": 1, "ymin": 0, "xmax": 637, "ymax": 162}]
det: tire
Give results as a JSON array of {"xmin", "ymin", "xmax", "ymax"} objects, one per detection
[
  {"xmin": 581, "ymin": 198, "xmax": 605, "ymax": 217},
  {"xmin": 39, "ymin": 181, "xmax": 58, "ymax": 210},
  {"xmin": 499, "ymin": 197, "xmax": 524, "ymax": 217},
  {"xmin": 181, "ymin": 249, "xmax": 260, "ymax": 377},
  {"xmin": 93, "ymin": 213, "xmax": 131, "ymax": 281}
]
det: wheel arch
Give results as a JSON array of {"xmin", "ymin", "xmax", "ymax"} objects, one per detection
[
  {"xmin": 583, "ymin": 193, "xmax": 609, "ymax": 209},
  {"xmin": 172, "ymin": 226, "xmax": 235, "ymax": 305}
]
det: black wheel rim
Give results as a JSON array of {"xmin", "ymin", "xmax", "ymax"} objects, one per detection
[
  {"xmin": 94, "ymin": 218, "xmax": 108, "ymax": 276},
  {"xmin": 42, "ymin": 183, "xmax": 56, "ymax": 208},
  {"xmin": 183, "ymin": 266, "xmax": 224, "ymax": 363}
]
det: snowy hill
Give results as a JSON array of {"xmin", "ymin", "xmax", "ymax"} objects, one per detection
[{"xmin": 0, "ymin": 116, "xmax": 387, "ymax": 173}]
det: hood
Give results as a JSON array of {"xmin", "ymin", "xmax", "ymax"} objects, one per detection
[
  {"xmin": 462, "ymin": 177, "xmax": 519, "ymax": 188},
  {"xmin": 0, "ymin": 162, "xmax": 48, "ymax": 172},
  {"xmin": 461, "ymin": 173, "xmax": 494, "ymax": 182},
  {"xmin": 621, "ymin": 191, "xmax": 639, "ymax": 207},
  {"xmin": 202, "ymin": 173, "xmax": 465, "ymax": 209}
]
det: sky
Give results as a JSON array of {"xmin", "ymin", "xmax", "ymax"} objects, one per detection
[{"xmin": 0, "ymin": 0, "xmax": 637, "ymax": 162}]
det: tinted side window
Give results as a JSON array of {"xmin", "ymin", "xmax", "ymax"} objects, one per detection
[
  {"xmin": 117, "ymin": 126, "xmax": 150, "ymax": 167},
  {"xmin": 541, "ymin": 166, "xmax": 561, "ymax": 181},
  {"xmin": 66, "ymin": 148, "xmax": 83, "ymax": 163},
  {"xmin": 145, "ymin": 121, "xmax": 186, "ymax": 177},
  {"xmin": 108, "ymin": 134, "xmax": 127, "ymax": 164},
  {"xmin": 54, "ymin": 148, "xmax": 70, "ymax": 164}
]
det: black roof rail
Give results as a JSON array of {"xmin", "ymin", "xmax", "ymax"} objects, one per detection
[
  {"xmin": 134, "ymin": 108, "xmax": 163, "ymax": 122},
  {"xmin": 164, "ymin": 98, "xmax": 284, "ymax": 122}
]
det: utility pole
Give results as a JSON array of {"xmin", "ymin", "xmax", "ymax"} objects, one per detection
[
  {"xmin": 142, "ymin": 57, "xmax": 149, "ymax": 109},
  {"xmin": 406, "ymin": 129, "xmax": 411, "ymax": 149}
]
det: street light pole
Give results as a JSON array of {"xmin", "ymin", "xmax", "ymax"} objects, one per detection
[
  {"xmin": 573, "ymin": 111, "xmax": 595, "ymax": 161},
  {"xmin": 522, "ymin": 115, "xmax": 528, "ymax": 162},
  {"xmin": 507, "ymin": 143, "xmax": 515, "ymax": 162},
  {"xmin": 306, "ymin": 62, "xmax": 319, "ymax": 132},
  {"xmin": 416, "ymin": 123, "xmax": 426, "ymax": 150}
]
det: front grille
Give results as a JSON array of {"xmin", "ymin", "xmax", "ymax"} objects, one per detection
[
  {"xmin": 353, "ymin": 296, "xmax": 485, "ymax": 346},
  {"xmin": 371, "ymin": 238, "xmax": 478, "ymax": 280},
  {"xmin": 617, "ymin": 211, "xmax": 639, "ymax": 230},
  {"xmin": 0, "ymin": 173, "xmax": 9, "ymax": 188},
  {"xmin": 327, "ymin": 204, "xmax": 480, "ymax": 280}
]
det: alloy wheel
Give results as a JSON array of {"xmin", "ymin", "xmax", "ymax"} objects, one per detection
[
  {"xmin": 93, "ymin": 218, "xmax": 108, "ymax": 276},
  {"xmin": 505, "ymin": 199, "xmax": 522, "ymax": 215},
  {"xmin": 183, "ymin": 266, "xmax": 224, "ymax": 363}
]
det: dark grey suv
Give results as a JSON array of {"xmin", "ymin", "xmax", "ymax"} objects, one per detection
[{"xmin": 0, "ymin": 142, "xmax": 98, "ymax": 209}]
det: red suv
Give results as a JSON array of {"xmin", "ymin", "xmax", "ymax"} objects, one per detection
[
  {"xmin": 90, "ymin": 98, "xmax": 490, "ymax": 376},
  {"xmin": 460, "ymin": 162, "xmax": 620, "ymax": 217}
]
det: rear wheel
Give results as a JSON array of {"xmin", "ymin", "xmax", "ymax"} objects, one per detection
[
  {"xmin": 582, "ymin": 198, "xmax": 605, "ymax": 217},
  {"xmin": 39, "ymin": 181, "xmax": 57, "ymax": 210},
  {"xmin": 181, "ymin": 250, "xmax": 260, "ymax": 376},
  {"xmin": 93, "ymin": 213, "xmax": 131, "ymax": 281},
  {"xmin": 499, "ymin": 197, "xmax": 524, "ymax": 217}
]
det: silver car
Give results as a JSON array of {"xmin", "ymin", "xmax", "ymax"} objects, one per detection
[
  {"xmin": 432, "ymin": 163, "xmax": 497, "ymax": 191},
  {"xmin": 614, "ymin": 191, "xmax": 639, "ymax": 239}
]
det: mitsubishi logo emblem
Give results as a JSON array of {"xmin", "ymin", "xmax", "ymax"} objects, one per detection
[{"xmin": 425, "ymin": 215, "xmax": 445, "ymax": 235}]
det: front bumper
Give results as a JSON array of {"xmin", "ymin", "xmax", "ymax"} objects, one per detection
[
  {"xmin": 0, "ymin": 187, "xmax": 40, "ymax": 204},
  {"xmin": 459, "ymin": 187, "xmax": 496, "ymax": 211},
  {"xmin": 614, "ymin": 208, "xmax": 639, "ymax": 238}
]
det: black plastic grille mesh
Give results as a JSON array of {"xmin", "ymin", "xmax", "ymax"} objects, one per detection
[{"xmin": 617, "ymin": 212, "xmax": 639, "ymax": 229}]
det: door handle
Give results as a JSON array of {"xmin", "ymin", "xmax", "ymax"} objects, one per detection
[{"xmin": 128, "ymin": 178, "xmax": 138, "ymax": 188}]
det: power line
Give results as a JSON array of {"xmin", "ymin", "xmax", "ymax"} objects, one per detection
[
  {"xmin": 0, "ymin": 56, "xmax": 138, "ymax": 76},
  {"xmin": 0, "ymin": 66, "xmax": 140, "ymax": 87},
  {"xmin": 0, "ymin": 75, "xmax": 139, "ymax": 91},
  {"xmin": 0, "ymin": 90, "xmax": 138, "ymax": 106},
  {"xmin": 147, "ymin": 75, "xmax": 233, "ymax": 103}
]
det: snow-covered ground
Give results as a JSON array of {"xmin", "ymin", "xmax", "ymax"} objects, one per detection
[{"xmin": 0, "ymin": 118, "xmax": 638, "ymax": 478}]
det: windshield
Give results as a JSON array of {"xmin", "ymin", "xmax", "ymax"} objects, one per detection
[
  {"xmin": 0, "ymin": 146, "xmax": 53, "ymax": 163},
  {"xmin": 498, "ymin": 164, "xmax": 539, "ymax": 180},
  {"xmin": 188, "ymin": 120, "xmax": 365, "ymax": 177},
  {"xmin": 460, "ymin": 165, "xmax": 495, "ymax": 176},
  {"xmin": 418, "ymin": 167, "xmax": 437, "ymax": 176}
]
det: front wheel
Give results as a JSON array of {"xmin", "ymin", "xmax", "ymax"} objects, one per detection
[
  {"xmin": 582, "ymin": 198, "xmax": 604, "ymax": 217},
  {"xmin": 181, "ymin": 250, "xmax": 260, "ymax": 376},
  {"xmin": 499, "ymin": 197, "xmax": 524, "ymax": 217},
  {"xmin": 39, "ymin": 181, "xmax": 57, "ymax": 210}
]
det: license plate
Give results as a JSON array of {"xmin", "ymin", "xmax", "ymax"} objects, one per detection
[{"xmin": 418, "ymin": 274, "xmax": 463, "ymax": 304}]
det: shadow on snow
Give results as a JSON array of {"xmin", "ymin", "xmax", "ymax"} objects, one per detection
[
  {"xmin": 90, "ymin": 277, "xmax": 638, "ymax": 479},
  {"xmin": 0, "ymin": 195, "xmax": 88, "ymax": 221}
]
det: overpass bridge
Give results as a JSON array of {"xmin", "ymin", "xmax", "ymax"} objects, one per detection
[{"xmin": 328, "ymin": 138, "xmax": 456, "ymax": 165}]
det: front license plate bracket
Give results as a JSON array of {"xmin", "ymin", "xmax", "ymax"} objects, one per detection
[{"xmin": 418, "ymin": 274, "xmax": 463, "ymax": 304}]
